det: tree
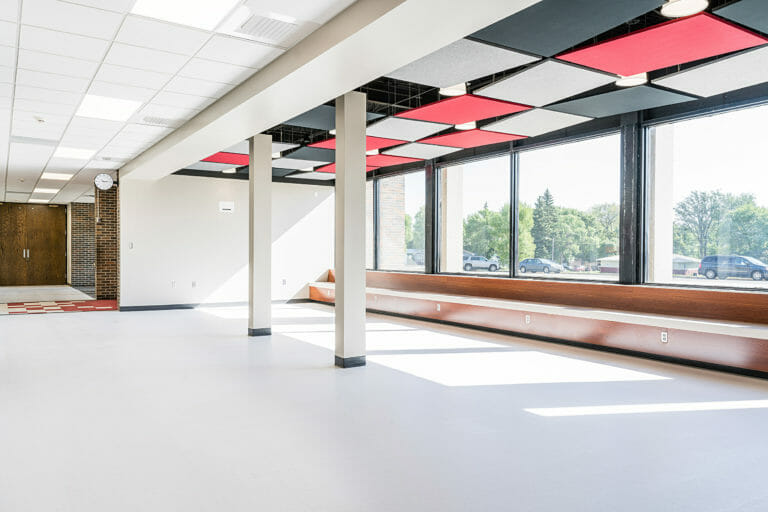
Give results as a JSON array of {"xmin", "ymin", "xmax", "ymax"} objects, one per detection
[
  {"xmin": 589, "ymin": 203, "xmax": 619, "ymax": 240},
  {"xmin": 404, "ymin": 213, "xmax": 413, "ymax": 248},
  {"xmin": 463, "ymin": 202, "xmax": 510, "ymax": 266},
  {"xmin": 720, "ymin": 202, "xmax": 768, "ymax": 260},
  {"xmin": 532, "ymin": 189, "xmax": 557, "ymax": 258},
  {"xmin": 518, "ymin": 203, "xmax": 535, "ymax": 259},
  {"xmin": 674, "ymin": 191, "xmax": 725, "ymax": 258}
]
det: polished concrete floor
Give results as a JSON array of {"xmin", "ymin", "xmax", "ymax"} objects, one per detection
[
  {"xmin": 1, "ymin": 303, "xmax": 767, "ymax": 511},
  {"xmin": 0, "ymin": 285, "xmax": 93, "ymax": 303}
]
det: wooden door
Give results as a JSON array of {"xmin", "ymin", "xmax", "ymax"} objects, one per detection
[
  {"xmin": 0, "ymin": 203, "xmax": 29, "ymax": 286},
  {"xmin": 26, "ymin": 205, "xmax": 67, "ymax": 285}
]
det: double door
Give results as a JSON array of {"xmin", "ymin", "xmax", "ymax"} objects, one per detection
[{"xmin": 0, "ymin": 203, "xmax": 67, "ymax": 286}]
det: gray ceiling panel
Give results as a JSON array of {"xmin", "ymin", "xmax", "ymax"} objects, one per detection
[
  {"xmin": 547, "ymin": 86, "xmax": 697, "ymax": 118},
  {"xmin": 716, "ymin": 0, "xmax": 768, "ymax": 35},
  {"xmin": 272, "ymin": 167, "xmax": 298, "ymax": 177},
  {"xmin": 470, "ymin": 0, "xmax": 664, "ymax": 57},
  {"xmin": 285, "ymin": 104, "xmax": 384, "ymax": 130},
  {"xmin": 285, "ymin": 146, "xmax": 335, "ymax": 163}
]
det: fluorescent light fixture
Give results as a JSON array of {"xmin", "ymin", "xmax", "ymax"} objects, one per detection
[
  {"xmin": 53, "ymin": 146, "xmax": 96, "ymax": 160},
  {"xmin": 439, "ymin": 83, "xmax": 467, "ymax": 96},
  {"xmin": 271, "ymin": 152, "xmax": 281, "ymax": 159},
  {"xmin": 28, "ymin": 198, "xmax": 50, "ymax": 203},
  {"xmin": 329, "ymin": 129, "xmax": 337, "ymax": 135},
  {"xmin": 33, "ymin": 188, "xmax": 60, "ymax": 194},
  {"xmin": 76, "ymin": 95, "xmax": 142, "ymax": 122},
  {"xmin": 40, "ymin": 172, "xmax": 74, "ymax": 181},
  {"xmin": 616, "ymin": 72, "xmax": 648, "ymax": 87},
  {"xmin": 455, "ymin": 121, "xmax": 477, "ymax": 130},
  {"xmin": 365, "ymin": 149, "xmax": 379, "ymax": 156},
  {"xmin": 660, "ymin": 0, "xmax": 708, "ymax": 18},
  {"xmin": 131, "ymin": 0, "xmax": 241, "ymax": 30},
  {"xmin": 526, "ymin": 399, "xmax": 768, "ymax": 417},
  {"xmin": 221, "ymin": 168, "xmax": 237, "ymax": 174}
]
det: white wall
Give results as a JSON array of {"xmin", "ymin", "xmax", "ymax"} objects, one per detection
[{"xmin": 120, "ymin": 175, "xmax": 334, "ymax": 307}]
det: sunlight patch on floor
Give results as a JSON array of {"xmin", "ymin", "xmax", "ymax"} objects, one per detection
[{"xmin": 526, "ymin": 400, "xmax": 768, "ymax": 417}]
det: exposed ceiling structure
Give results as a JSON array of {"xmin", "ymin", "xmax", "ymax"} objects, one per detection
[
  {"xmin": 179, "ymin": 0, "xmax": 768, "ymax": 183},
  {"xmin": 0, "ymin": 0, "xmax": 358, "ymax": 203}
]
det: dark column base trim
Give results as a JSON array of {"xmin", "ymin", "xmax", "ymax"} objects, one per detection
[
  {"xmin": 335, "ymin": 355, "xmax": 366, "ymax": 368},
  {"xmin": 248, "ymin": 327, "xmax": 272, "ymax": 337}
]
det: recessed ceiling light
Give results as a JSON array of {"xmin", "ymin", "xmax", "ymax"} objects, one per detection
[
  {"xmin": 28, "ymin": 198, "xmax": 50, "ymax": 203},
  {"xmin": 40, "ymin": 172, "xmax": 74, "ymax": 181},
  {"xmin": 53, "ymin": 146, "xmax": 96, "ymax": 160},
  {"xmin": 616, "ymin": 72, "xmax": 648, "ymax": 87},
  {"xmin": 366, "ymin": 149, "xmax": 379, "ymax": 156},
  {"xmin": 221, "ymin": 168, "xmax": 237, "ymax": 174},
  {"xmin": 455, "ymin": 121, "xmax": 477, "ymax": 130},
  {"xmin": 76, "ymin": 95, "xmax": 143, "ymax": 122},
  {"xmin": 131, "ymin": 0, "xmax": 242, "ymax": 30},
  {"xmin": 439, "ymin": 83, "xmax": 467, "ymax": 96},
  {"xmin": 660, "ymin": 0, "xmax": 708, "ymax": 18},
  {"xmin": 34, "ymin": 188, "xmax": 60, "ymax": 194}
]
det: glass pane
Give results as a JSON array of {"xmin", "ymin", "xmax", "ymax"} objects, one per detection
[
  {"xmin": 648, "ymin": 105, "xmax": 768, "ymax": 289},
  {"xmin": 517, "ymin": 134, "xmax": 621, "ymax": 280},
  {"xmin": 377, "ymin": 171, "xmax": 426, "ymax": 271},
  {"xmin": 366, "ymin": 180, "xmax": 374, "ymax": 269},
  {"xmin": 439, "ymin": 155, "xmax": 510, "ymax": 274}
]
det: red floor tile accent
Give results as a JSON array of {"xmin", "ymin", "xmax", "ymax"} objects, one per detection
[{"xmin": 2, "ymin": 300, "xmax": 118, "ymax": 315}]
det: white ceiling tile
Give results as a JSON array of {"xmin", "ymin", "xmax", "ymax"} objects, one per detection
[
  {"xmin": 44, "ymin": 157, "xmax": 86, "ymax": 172},
  {"xmin": 85, "ymin": 158, "xmax": 122, "ymax": 169},
  {"xmin": 152, "ymin": 90, "xmax": 215, "ymax": 110},
  {"xmin": 87, "ymin": 80, "xmax": 157, "ymax": 103},
  {"xmin": 272, "ymin": 157, "xmax": 328, "ymax": 170},
  {"xmin": 96, "ymin": 63, "xmax": 172, "ymax": 89},
  {"xmin": 272, "ymin": 142, "xmax": 298, "ymax": 154},
  {"xmin": 64, "ymin": 0, "xmax": 136, "ymax": 13},
  {"xmin": 14, "ymin": 84, "xmax": 82, "ymax": 105},
  {"xmin": 367, "ymin": 117, "xmax": 451, "ymax": 141},
  {"xmin": 0, "ymin": 83, "xmax": 11, "ymax": 98},
  {"xmin": 13, "ymin": 109, "xmax": 69, "ymax": 125},
  {"xmin": 196, "ymin": 35, "xmax": 282, "ymax": 68},
  {"xmin": 7, "ymin": 141, "xmax": 56, "ymax": 191},
  {"xmin": 17, "ymin": 49, "xmax": 99, "ymax": 79},
  {"xmin": 19, "ymin": 25, "xmax": 109, "ymax": 61},
  {"xmin": 16, "ymin": 68, "xmax": 90, "ymax": 93},
  {"xmin": 0, "ymin": 44, "xmax": 15, "ymax": 67},
  {"xmin": 21, "ymin": 0, "xmax": 123, "ymax": 40},
  {"xmin": 164, "ymin": 75, "xmax": 232, "ymax": 98},
  {"xmin": 242, "ymin": 0, "xmax": 357, "ymax": 25},
  {"xmin": 130, "ymin": 103, "xmax": 200, "ymax": 127},
  {"xmin": 104, "ymin": 42, "xmax": 189, "ymax": 74},
  {"xmin": 285, "ymin": 171, "xmax": 334, "ymax": 180},
  {"xmin": 0, "ymin": 20, "xmax": 17, "ymax": 46},
  {"xmin": 383, "ymin": 142, "xmax": 462, "ymax": 160},
  {"xmin": 387, "ymin": 38, "xmax": 540, "ymax": 89},
  {"xmin": 67, "ymin": 117, "xmax": 124, "ymax": 136},
  {"xmin": 13, "ymin": 98, "xmax": 77, "ymax": 116},
  {"xmin": 0, "ymin": 1, "xmax": 19, "ymax": 23},
  {"xmin": 178, "ymin": 58, "xmax": 254, "ymax": 85},
  {"xmin": 5, "ymin": 192, "xmax": 30, "ymax": 201},
  {"xmin": 0, "ymin": 65, "xmax": 13, "ymax": 84},
  {"xmin": 475, "ymin": 60, "xmax": 616, "ymax": 107},
  {"xmin": 117, "ymin": 15, "xmax": 211, "ymax": 55},
  {"xmin": 483, "ymin": 108, "xmax": 593, "ymax": 137}
]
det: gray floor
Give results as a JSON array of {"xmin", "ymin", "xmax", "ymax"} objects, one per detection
[
  {"xmin": 0, "ymin": 285, "xmax": 93, "ymax": 303},
  {"xmin": 1, "ymin": 303, "xmax": 767, "ymax": 511}
]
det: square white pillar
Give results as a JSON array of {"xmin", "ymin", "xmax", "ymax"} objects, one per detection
[
  {"xmin": 248, "ymin": 134, "xmax": 272, "ymax": 336},
  {"xmin": 334, "ymin": 91, "xmax": 367, "ymax": 368}
]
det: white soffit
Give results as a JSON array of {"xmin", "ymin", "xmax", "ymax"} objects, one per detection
[
  {"xmin": 386, "ymin": 38, "xmax": 540, "ymax": 88},
  {"xmin": 383, "ymin": 142, "xmax": 461, "ymax": 159},
  {"xmin": 476, "ymin": 59, "xmax": 616, "ymax": 107},
  {"xmin": 367, "ymin": 117, "xmax": 451, "ymax": 141},
  {"xmin": 653, "ymin": 45, "xmax": 768, "ymax": 98},
  {"xmin": 271, "ymin": 157, "xmax": 328, "ymax": 170},
  {"xmin": 164, "ymin": 76, "xmax": 232, "ymax": 98},
  {"xmin": 484, "ymin": 108, "xmax": 593, "ymax": 137}
]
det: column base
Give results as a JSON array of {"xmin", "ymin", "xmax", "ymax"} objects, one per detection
[
  {"xmin": 335, "ymin": 355, "xmax": 366, "ymax": 368},
  {"xmin": 248, "ymin": 327, "xmax": 272, "ymax": 337}
]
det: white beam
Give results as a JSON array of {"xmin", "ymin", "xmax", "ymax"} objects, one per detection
[
  {"xmin": 334, "ymin": 91, "xmax": 367, "ymax": 368},
  {"xmin": 248, "ymin": 134, "xmax": 272, "ymax": 337},
  {"xmin": 120, "ymin": 0, "xmax": 541, "ymax": 181}
]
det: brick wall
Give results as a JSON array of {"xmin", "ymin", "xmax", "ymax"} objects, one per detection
[
  {"xmin": 378, "ymin": 175, "xmax": 407, "ymax": 270},
  {"xmin": 71, "ymin": 202, "xmax": 95, "ymax": 287},
  {"xmin": 95, "ymin": 185, "xmax": 119, "ymax": 301}
]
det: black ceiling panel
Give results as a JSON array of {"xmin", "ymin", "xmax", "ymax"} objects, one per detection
[
  {"xmin": 272, "ymin": 168, "xmax": 298, "ymax": 177},
  {"xmin": 470, "ymin": 0, "xmax": 665, "ymax": 57},
  {"xmin": 284, "ymin": 146, "xmax": 335, "ymax": 163},
  {"xmin": 285, "ymin": 104, "xmax": 385, "ymax": 130},
  {"xmin": 547, "ymin": 86, "xmax": 697, "ymax": 118},
  {"xmin": 716, "ymin": 0, "xmax": 768, "ymax": 35}
]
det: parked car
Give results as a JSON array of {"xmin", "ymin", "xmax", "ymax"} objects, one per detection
[
  {"xmin": 518, "ymin": 258, "xmax": 563, "ymax": 274},
  {"xmin": 463, "ymin": 255, "xmax": 499, "ymax": 272},
  {"xmin": 699, "ymin": 255, "xmax": 768, "ymax": 281}
]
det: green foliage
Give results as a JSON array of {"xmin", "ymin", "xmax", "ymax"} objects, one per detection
[
  {"xmin": 518, "ymin": 203, "xmax": 535, "ymax": 259},
  {"xmin": 531, "ymin": 189, "xmax": 557, "ymax": 258},
  {"xmin": 405, "ymin": 206, "xmax": 426, "ymax": 250},
  {"xmin": 463, "ymin": 202, "xmax": 510, "ymax": 266}
]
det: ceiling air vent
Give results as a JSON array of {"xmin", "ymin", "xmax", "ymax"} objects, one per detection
[
  {"xmin": 142, "ymin": 116, "xmax": 180, "ymax": 127},
  {"xmin": 237, "ymin": 15, "xmax": 297, "ymax": 45}
]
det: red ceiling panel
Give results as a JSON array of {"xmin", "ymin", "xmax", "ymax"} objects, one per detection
[
  {"xmin": 366, "ymin": 154, "xmax": 423, "ymax": 167},
  {"xmin": 203, "ymin": 152, "xmax": 249, "ymax": 165},
  {"xmin": 395, "ymin": 94, "xmax": 530, "ymax": 125},
  {"xmin": 316, "ymin": 163, "xmax": 380, "ymax": 173},
  {"xmin": 419, "ymin": 129, "xmax": 526, "ymax": 148},
  {"xmin": 558, "ymin": 13, "xmax": 768, "ymax": 77},
  {"xmin": 309, "ymin": 136, "xmax": 407, "ymax": 151}
]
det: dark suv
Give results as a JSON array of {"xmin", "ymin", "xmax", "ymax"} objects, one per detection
[{"xmin": 699, "ymin": 255, "xmax": 768, "ymax": 281}]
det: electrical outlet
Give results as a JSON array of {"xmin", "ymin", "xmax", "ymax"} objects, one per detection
[
  {"xmin": 191, "ymin": 281, "xmax": 196, "ymax": 288},
  {"xmin": 129, "ymin": 241, "xmax": 134, "ymax": 249},
  {"xmin": 436, "ymin": 304, "xmax": 441, "ymax": 312},
  {"xmin": 171, "ymin": 280, "xmax": 175, "ymax": 289},
  {"xmin": 661, "ymin": 331, "xmax": 668, "ymax": 343},
  {"xmin": 525, "ymin": 314, "xmax": 531, "ymax": 325},
  {"xmin": 281, "ymin": 278, "xmax": 287, "ymax": 285}
]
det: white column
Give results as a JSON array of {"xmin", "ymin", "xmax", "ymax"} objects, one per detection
[
  {"xmin": 648, "ymin": 125, "xmax": 674, "ymax": 284},
  {"xmin": 248, "ymin": 134, "xmax": 272, "ymax": 336},
  {"xmin": 334, "ymin": 91, "xmax": 367, "ymax": 368},
  {"xmin": 440, "ymin": 165, "xmax": 464, "ymax": 273}
]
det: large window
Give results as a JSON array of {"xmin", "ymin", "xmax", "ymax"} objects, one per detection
[
  {"xmin": 517, "ymin": 134, "xmax": 621, "ymax": 280},
  {"xmin": 366, "ymin": 180, "xmax": 374, "ymax": 269},
  {"xmin": 647, "ymin": 104, "xmax": 768, "ymax": 289},
  {"xmin": 439, "ymin": 155, "xmax": 510, "ymax": 274},
  {"xmin": 377, "ymin": 171, "xmax": 425, "ymax": 271}
]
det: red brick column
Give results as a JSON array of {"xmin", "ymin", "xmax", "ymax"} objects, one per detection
[
  {"xmin": 70, "ymin": 203, "xmax": 95, "ymax": 287},
  {"xmin": 95, "ymin": 185, "xmax": 119, "ymax": 301}
]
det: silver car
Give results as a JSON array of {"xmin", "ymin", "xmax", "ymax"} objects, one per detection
[{"xmin": 463, "ymin": 255, "xmax": 500, "ymax": 272}]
